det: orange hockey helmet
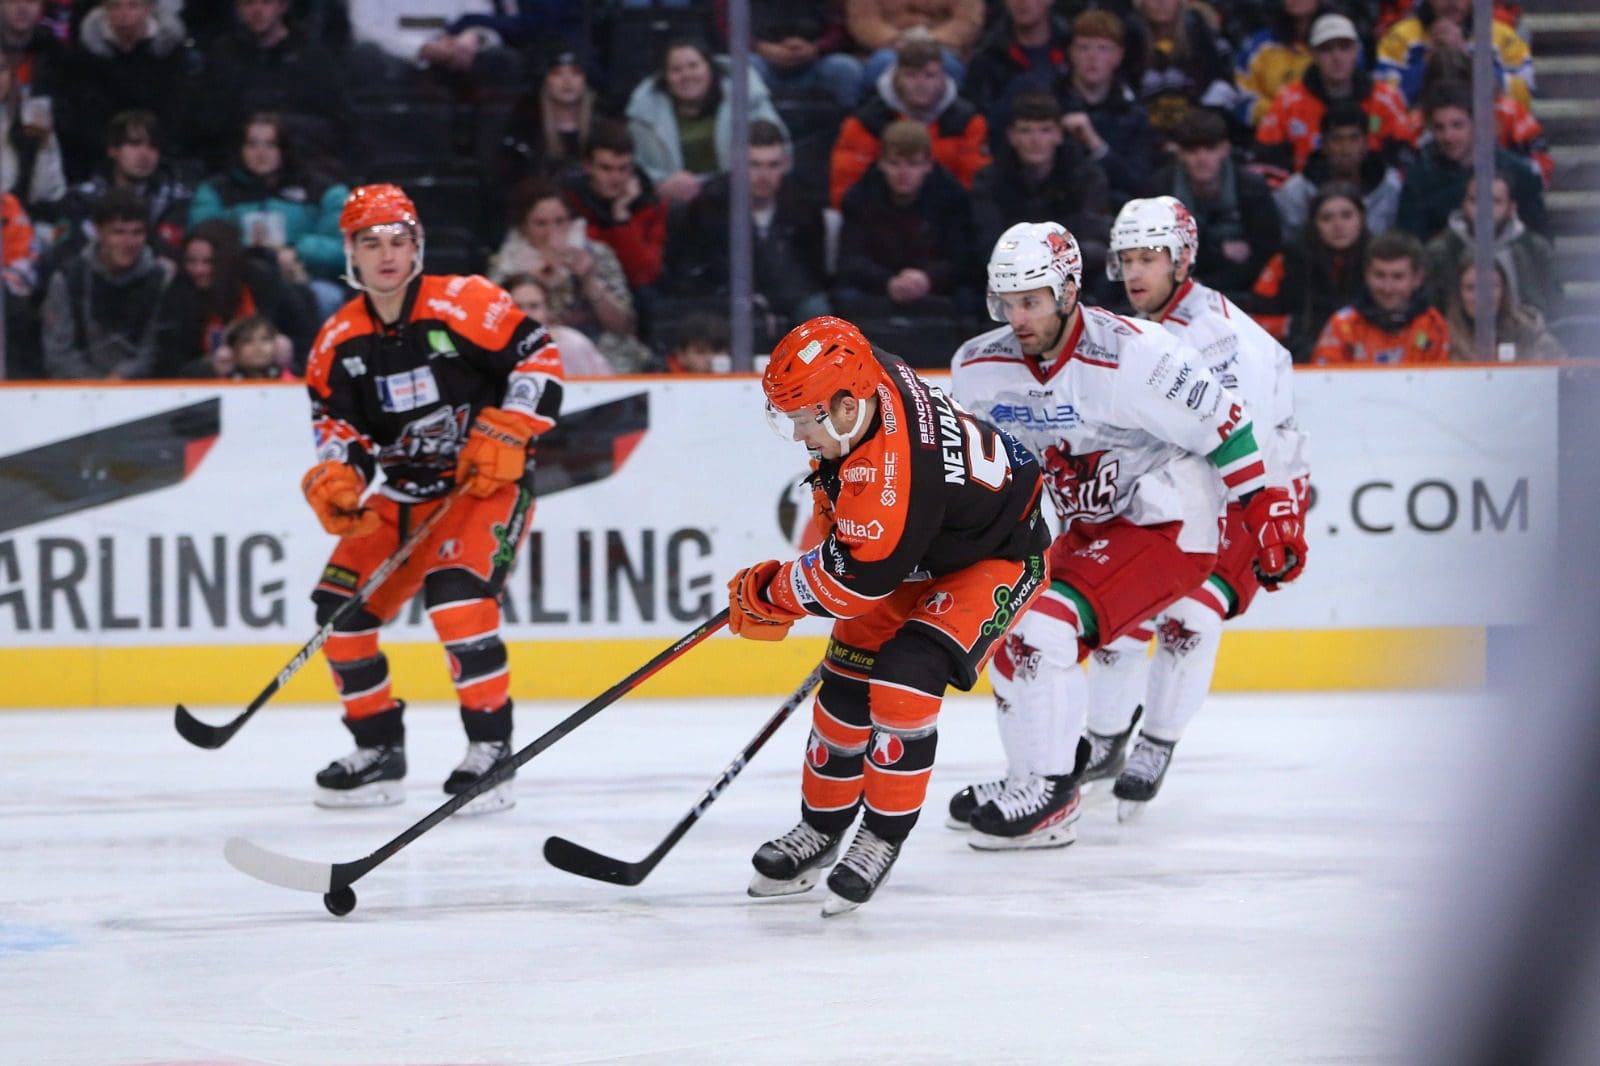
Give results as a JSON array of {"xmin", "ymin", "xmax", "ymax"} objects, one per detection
[
  {"xmin": 339, "ymin": 183, "xmax": 421, "ymax": 237},
  {"xmin": 763, "ymin": 316, "xmax": 880, "ymax": 414}
]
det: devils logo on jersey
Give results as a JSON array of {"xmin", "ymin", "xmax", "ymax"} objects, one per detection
[
  {"xmin": 1042, "ymin": 445, "xmax": 1119, "ymax": 524},
  {"xmin": 1157, "ymin": 617, "xmax": 1201, "ymax": 655},
  {"xmin": 869, "ymin": 732, "xmax": 905, "ymax": 766}
]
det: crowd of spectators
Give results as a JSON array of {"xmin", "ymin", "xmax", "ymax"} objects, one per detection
[{"xmin": 0, "ymin": 0, "xmax": 1570, "ymax": 378}]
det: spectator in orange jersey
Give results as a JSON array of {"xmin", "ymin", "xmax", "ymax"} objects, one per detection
[
  {"xmin": 828, "ymin": 29, "xmax": 988, "ymax": 207},
  {"xmin": 1255, "ymin": 13, "xmax": 1418, "ymax": 173},
  {"xmin": 1310, "ymin": 229, "xmax": 1448, "ymax": 365}
]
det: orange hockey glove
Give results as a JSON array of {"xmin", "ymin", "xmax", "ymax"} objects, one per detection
[
  {"xmin": 1243, "ymin": 485, "xmax": 1307, "ymax": 589},
  {"xmin": 455, "ymin": 407, "xmax": 533, "ymax": 498},
  {"xmin": 811, "ymin": 485, "xmax": 835, "ymax": 540},
  {"xmin": 728, "ymin": 560, "xmax": 806, "ymax": 641},
  {"xmin": 302, "ymin": 460, "xmax": 380, "ymax": 538}
]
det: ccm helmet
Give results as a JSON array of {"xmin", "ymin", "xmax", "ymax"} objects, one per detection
[
  {"xmin": 763, "ymin": 316, "xmax": 881, "ymax": 455},
  {"xmin": 340, "ymin": 183, "xmax": 425, "ymax": 291},
  {"xmin": 1106, "ymin": 196, "xmax": 1199, "ymax": 280},
  {"xmin": 985, "ymin": 221, "xmax": 1083, "ymax": 322}
]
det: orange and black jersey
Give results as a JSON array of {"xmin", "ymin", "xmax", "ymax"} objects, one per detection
[
  {"xmin": 305, "ymin": 274, "xmax": 565, "ymax": 501},
  {"xmin": 777, "ymin": 351, "xmax": 1049, "ymax": 621}
]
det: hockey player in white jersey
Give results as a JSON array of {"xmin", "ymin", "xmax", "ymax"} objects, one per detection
[
  {"xmin": 1083, "ymin": 197, "xmax": 1310, "ymax": 819},
  {"xmin": 946, "ymin": 220, "xmax": 1308, "ymax": 849}
]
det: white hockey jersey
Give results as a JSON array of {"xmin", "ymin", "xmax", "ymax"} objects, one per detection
[
  {"xmin": 951, "ymin": 306, "xmax": 1271, "ymax": 554},
  {"xmin": 1157, "ymin": 279, "xmax": 1310, "ymax": 490}
]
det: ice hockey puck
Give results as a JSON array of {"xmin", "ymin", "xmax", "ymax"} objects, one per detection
[{"xmin": 323, "ymin": 887, "xmax": 357, "ymax": 917}]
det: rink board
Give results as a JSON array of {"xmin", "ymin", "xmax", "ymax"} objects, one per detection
[{"xmin": 0, "ymin": 369, "xmax": 1554, "ymax": 705}]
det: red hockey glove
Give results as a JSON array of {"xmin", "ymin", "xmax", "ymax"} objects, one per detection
[
  {"xmin": 302, "ymin": 460, "xmax": 380, "ymax": 538},
  {"xmin": 455, "ymin": 407, "xmax": 533, "ymax": 498},
  {"xmin": 1243, "ymin": 485, "xmax": 1307, "ymax": 589},
  {"xmin": 728, "ymin": 560, "xmax": 806, "ymax": 641}
]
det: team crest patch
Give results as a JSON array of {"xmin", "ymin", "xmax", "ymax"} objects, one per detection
[
  {"xmin": 869, "ymin": 732, "xmax": 905, "ymax": 766},
  {"xmin": 1158, "ymin": 617, "xmax": 1201, "ymax": 655},
  {"xmin": 806, "ymin": 733, "xmax": 829, "ymax": 769},
  {"xmin": 437, "ymin": 538, "xmax": 462, "ymax": 561},
  {"xmin": 923, "ymin": 590, "xmax": 954, "ymax": 616}
]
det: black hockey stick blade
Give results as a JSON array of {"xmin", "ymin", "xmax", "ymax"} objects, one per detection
[
  {"xmin": 543, "ymin": 664, "xmax": 824, "ymax": 887},
  {"xmin": 174, "ymin": 486, "xmax": 474, "ymax": 749},
  {"xmin": 223, "ymin": 609, "xmax": 731, "ymax": 900}
]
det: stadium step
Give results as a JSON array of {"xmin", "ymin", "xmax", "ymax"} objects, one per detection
[
  {"xmin": 1552, "ymin": 144, "xmax": 1600, "ymax": 191},
  {"xmin": 1531, "ymin": 98, "xmax": 1600, "ymax": 143},
  {"xmin": 1528, "ymin": 54, "xmax": 1600, "ymax": 99},
  {"xmin": 1561, "ymin": 281, "xmax": 1600, "ymax": 320},
  {"xmin": 1548, "ymin": 190, "xmax": 1600, "ymax": 235},
  {"xmin": 1555, "ymin": 235, "xmax": 1600, "ymax": 283},
  {"xmin": 1523, "ymin": 12, "xmax": 1600, "ymax": 56}
]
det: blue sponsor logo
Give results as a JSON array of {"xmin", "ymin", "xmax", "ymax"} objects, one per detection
[{"xmin": 988, "ymin": 403, "xmax": 1080, "ymax": 429}]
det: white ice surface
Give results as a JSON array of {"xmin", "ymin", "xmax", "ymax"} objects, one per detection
[{"xmin": 0, "ymin": 689, "xmax": 1489, "ymax": 1065}]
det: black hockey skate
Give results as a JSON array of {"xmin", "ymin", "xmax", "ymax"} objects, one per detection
[
  {"xmin": 1113, "ymin": 735, "xmax": 1177, "ymax": 822},
  {"xmin": 444, "ymin": 739, "xmax": 516, "ymax": 815},
  {"xmin": 749, "ymin": 821, "xmax": 842, "ymax": 898},
  {"xmin": 1083, "ymin": 705, "xmax": 1144, "ymax": 786},
  {"xmin": 946, "ymin": 776, "xmax": 1013, "ymax": 830},
  {"xmin": 315, "ymin": 704, "xmax": 406, "ymax": 808},
  {"xmin": 821, "ymin": 825, "xmax": 902, "ymax": 916},
  {"xmin": 967, "ymin": 774, "xmax": 1082, "ymax": 850}
]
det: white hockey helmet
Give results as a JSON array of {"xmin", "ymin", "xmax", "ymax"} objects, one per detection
[
  {"xmin": 1106, "ymin": 196, "xmax": 1199, "ymax": 280},
  {"xmin": 986, "ymin": 221, "xmax": 1083, "ymax": 322}
]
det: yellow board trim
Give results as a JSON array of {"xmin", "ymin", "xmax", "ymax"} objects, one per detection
[{"xmin": 0, "ymin": 628, "xmax": 1484, "ymax": 707}]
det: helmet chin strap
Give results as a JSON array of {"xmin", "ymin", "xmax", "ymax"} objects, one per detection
[{"xmin": 826, "ymin": 397, "xmax": 871, "ymax": 457}]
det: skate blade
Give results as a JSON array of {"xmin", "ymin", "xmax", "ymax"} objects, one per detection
[
  {"xmin": 944, "ymin": 815, "xmax": 974, "ymax": 831},
  {"xmin": 820, "ymin": 891, "xmax": 863, "ymax": 917},
  {"xmin": 314, "ymin": 781, "xmax": 405, "ymax": 808},
  {"xmin": 1116, "ymin": 798, "xmax": 1150, "ymax": 822},
  {"xmin": 748, "ymin": 868, "xmax": 826, "ymax": 898},
  {"xmin": 967, "ymin": 823, "xmax": 1077, "ymax": 851},
  {"xmin": 451, "ymin": 782, "xmax": 516, "ymax": 816}
]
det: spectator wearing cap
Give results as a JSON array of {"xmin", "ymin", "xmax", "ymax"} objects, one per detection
[
  {"xmin": 61, "ymin": 109, "xmax": 194, "ymax": 257},
  {"xmin": 961, "ymin": 0, "xmax": 1072, "ymax": 136},
  {"xmin": 40, "ymin": 186, "xmax": 176, "ymax": 379},
  {"xmin": 1274, "ymin": 100, "xmax": 1404, "ymax": 240},
  {"xmin": 1232, "ymin": 0, "xmax": 1318, "ymax": 128},
  {"xmin": 1157, "ymin": 106, "xmax": 1281, "ymax": 303},
  {"xmin": 734, "ymin": 0, "xmax": 863, "ymax": 110},
  {"xmin": 969, "ymin": 88, "xmax": 1111, "ymax": 295},
  {"xmin": 497, "ymin": 45, "xmax": 600, "ymax": 189},
  {"xmin": 1377, "ymin": 0, "xmax": 1533, "ymax": 108},
  {"xmin": 847, "ymin": 0, "xmax": 983, "ymax": 86},
  {"xmin": 829, "ymin": 29, "xmax": 988, "ymax": 208},
  {"xmin": 1056, "ymin": 9, "xmax": 1159, "ymax": 203},
  {"xmin": 1396, "ymin": 79, "xmax": 1547, "ymax": 241},
  {"xmin": 833, "ymin": 119, "xmax": 978, "ymax": 331},
  {"xmin": 1256, "ymin": 13, "xmax": 1418, "ymax": 174},
  {"xmin": 182, "ymin": 0, "xmax": 348, "ymax": 174}
]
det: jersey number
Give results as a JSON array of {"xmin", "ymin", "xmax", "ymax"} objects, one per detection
[{"xmin": 963, "ymin": 419, "xmax": 1011, "ymax": 490}]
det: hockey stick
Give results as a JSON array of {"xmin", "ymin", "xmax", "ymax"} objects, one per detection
[
  {"xmin": 223, "ymin": 609, "xmax": 731, "ymax": 914},
  {"xmin": 174, "ymin": 486, "xmax": 471, "ymax": 749},
  {"xmin": 543, "ymin": 663, "xmax": 824, "ymax": 886}
]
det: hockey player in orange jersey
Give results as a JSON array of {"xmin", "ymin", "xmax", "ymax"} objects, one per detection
[
  {"xmin": 727, "ymin": 315, "xmax": 1051, "ymax": 915},
  {"xmin": 301, "ymin": 184, "xmax": 564, "ymax": 813}
]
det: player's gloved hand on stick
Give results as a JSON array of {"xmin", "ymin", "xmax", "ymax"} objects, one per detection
[
  {"xmin": 302, "ymin": 460, "xmax": 381, "ymax": 538},
  {"xmin": 455, "ymin": 406, "xmax": 534, "ymax": 498},
  {"xmin": 728, "ymin": 560, "xmax": 806, "ymax": 641},
  {"xmin": 1243, "ymin": 485, "xmax": 1307, "ymax": 589}
]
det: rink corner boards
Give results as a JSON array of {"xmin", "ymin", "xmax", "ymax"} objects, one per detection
[{"xmin": 0, "ymin": 627, "xmax": 1485, "ymax": 708}]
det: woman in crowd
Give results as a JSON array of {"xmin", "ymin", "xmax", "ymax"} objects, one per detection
[
  {"xmin": 1249, "ymin": 183, "xmax": 1370, "ymax": 362},
  {"xmin": 1445, "ymin": 259, "xmax": 1568, "ymax": 363},
  {"xmin": 489, "ymin": 181, "xmax": 651, "ymax": 372},
  {"xmin": 188, "ymin": 113, "xmax": 349, "ymax": 318},
  {"xmin": 625, "ymin": 36, "xmax": 786, "ymax": 206},
  {"xmin": 500, "ymin": 271, "xmax": 613, "ymax": 376},
  {"xmin": 156, "ymin": 217, "xmax": 316, "ymax": 377}
]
